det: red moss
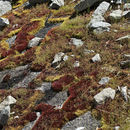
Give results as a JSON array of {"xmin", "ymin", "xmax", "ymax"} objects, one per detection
[
  {"xmin": 35, "ymin": 103, "xmax": 54, "ymax": 113},
  {"xmin": 32, "ymin": 109, "xmax": 65, "ymax": 129},
  {"xmin": 52, "ymin": 75, "xmax": 74, "ymax": 91},
  {"xmin": 74, "ymin": 67, "xmax": 85, "ymax": 77},
  {"xmin": 24, "ymin": 112, "xmax": 37, "ymax": 122}
]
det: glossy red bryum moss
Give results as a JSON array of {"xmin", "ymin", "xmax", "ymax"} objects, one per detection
[
  {"xmin": 33, "ymin": 103, "xmax": 66, "ymax": 129},
  {"xmin": 52, "ymin": 75, "xmax": 74, "ymax": 91},
  {"xmin": 62, "ymin": 79, "xmax": 96, "ymax": 112},
  {"xmin": 13, "ymin": 21, "xmax": 38, "ymax": 52}
]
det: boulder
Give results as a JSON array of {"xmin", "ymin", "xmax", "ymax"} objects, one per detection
[
  {"xmin": 0, "ymin": 1, "xmax": 12, "ymax": 16},
  {"xmin": 62, "ymin": 111, "xmax": 100, "ymax": 130},
  {"xmin": 92, "ymin": 1, "xmax": 110, "ymax": 16},
  {"xmin": 74, "ymin": 0, "xmax": 104, "ymax": 12},
  {"xmin": 88, "ymin": 1, "xmax": 111, "ymax": 34},
  {"xmin": 94, "ymin": 88, "xmax": 116, "ymax": 104},
  {"xmin": 0, "ymin": 17, "xmax": 9, "ymax": 30},
  {"xmin": 28, "ymin": 37, "xmax": 42, "ymax": 48}
]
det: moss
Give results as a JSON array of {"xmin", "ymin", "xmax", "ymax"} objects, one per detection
[
  {"xmin": 48, "ymin": 17, "xmax": 69, "ymax": 23},
  {"xmin": 45, "ymin": 74, "xmax": 64, "ymax": 82},
  {"xmin": 8, "ymin": 28, "xmax": 21, "ymax": 37}
]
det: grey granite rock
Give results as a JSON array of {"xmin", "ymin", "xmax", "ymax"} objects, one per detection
[
  {"xmin": 94, "ymin": 88, "xmax": 116, "ymax": 104},
  {"xmin": 0, "ymin": 1, "xmax": 12, "ymax": 16},
  {"xmin": 62, "ymin": 111, "xmax": 100, "ymax": 130}
]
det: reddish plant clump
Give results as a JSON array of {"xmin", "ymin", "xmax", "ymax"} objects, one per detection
[
  {"xmin": 35, "ymin": 103, "xmax": 54, "ymax": 113},
  {"xmin": 24, "ymin": 112, "xmax": 37, "ymax": 122},
  {"xmin": 52, "ymin": 75, "xmax": 74, "ymax": 91}
]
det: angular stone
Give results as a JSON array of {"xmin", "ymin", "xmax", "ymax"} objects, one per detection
[
  {"xmin": 50, "ymin": 0, "xmax": 64, "ymax": 9},
  {"xmin": 118, "ymin": 86, "xmax": 128, "ymax": 102},
  {"xmin": 124, "ymin": 3, "xmax": 130, "ymax": 10},
  {"xmin": 91, "ymin": 54, "xmax": 101, "ymax": 62},
  {"xmin": 0, "ymin": 107, "xmax": 9, "ymax": 127},
  {"xmin": 94, "ymin": 88, "xmax": 116, "ymax": 104},
  {"xmin": 120, "ymin": 60, "xmax": 130, "ymax": 69},
  {"xmin": 109, "ymin": 9, "xmax": 123, "ymax": 20},
  {"xmin": 92, "ymin": 1, "xmax": 110, "ymax": 17},
  {"xmin": 0, "ymin": 96, "xmax": 17, "ymax": 110},
  {"xmin": 99, "ymin": 77, "xmax": 110, "ymax": 85},
  {"xmin": 70, "ymin": 38, "xmax": 84, "ymax": 48},
  {"xmin": 52, "ymin": 52, "xmax": 65, "ymax": 65},
  {"xmin": 0, "ymin": 1, "xmax": 12, "ymax": 16},
  {"xmin": 75, "ymin": 0, "xmax": 102, "ymax": 12},
  {"xmin": 62, "ymin": 111, "xmax": 100, "ymax": 130},
  {"xmin": 90, "ymin": 21, "xmax": 111, "ymax": 29},
  {"xmin": 28, "ymin": 37, "xmax": 42, "ymax": 48},
  {"xmin": 29, "ymin": 0, "xmax": 51, "ymax": 5},
  {"xmin": 0, "ymin": 17, "xmax": 9, "ymax": 30},
  {"xmin": 73, "ymin": 61, "xmax": 80, "ymax": 67}
]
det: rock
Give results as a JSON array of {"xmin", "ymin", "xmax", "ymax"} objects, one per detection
[
  {"xmin": 76, "ymin": 127, "xmax": 85, "ymax": 130},
  {"xmin": 0, "ymin": 65, "xmax": 29, "ymax": 89},
  {"xmin": 29, "ymin": 0, "xmax": 51, "ymax": 5},
  {"xmin": 69, "ymin": 38, "xmax": 84, "ymax": 48},
  {"xmin": 0, "ymin": 106, "xmax": 9, "ymax": 127},
  {"xmin": 0, "ymin": 17, "xmax": 9, "ymax": 30},
  {"xmin": 124, "ymin": 54, "xmax": 130, "ymax": 60},
  {"xmin": 6, "ymin": 35, "xmax": 17, "ymax": 48},
  {"xmin": 84, "ymin": 49, "xmax": 94, "ymax": 54},
  {"xmin": 0, "ymin": 96, "xmax": 17, "ymax": 111},
  {"xmin": 35, "ymin": 82, "xmax": 51, "ymax": 93},
  {"xmin": 52, "ymin": 52, "xmax": 65, "ymax": 65},
  {"xmin": 89, "ymin": 15, "xmax": 105, "ymax": 24},
  {"xmin": 120, "ymin": 60, "xmax": 130, "ymax": 69},
  {"xmin": 90, "ymin": 21, "xmax": 111, "ymax": 32},
  {"xmin": 88, "ymin": 1, "xmax": 111, "ymax": 34},
  {"xmin": 118, "ymin": 86, "xmax": 128, "ymax": 102},
  {"xmin": 91, "ymin": 54, "xmax": 101, "ymax": 62},
  {"xmin": 99, "ymin": 77, "xmax": 110, "ymax": 85},
  {"xmin": 109, "ymin": 9, "xmax": 123, "ymax": 20},
  {"xmin": 28, "ymin": 37, "xmax": 42, "ymax": 48},
  {"xmin": 13, "ymin": 72, "xmax": 40, "ymax": 88},
  {"xmin": 92, "ymin": 1, "xmax": 110, "ymax": 17},
  {"xmin": 116, "ymin": 35, "xmax": 130, "ymax": 44},
  {"xmin": 0, "ymin": 1, "xmax": 12, "ymax": 16},
  {"xmin": 109, "ymin": 10, "xmax": 130, "ymax": 21},
  {"xmin": 114, "ymin": 126, "xmax": 120, "ymax": 130},
  {"xmin": 46, "ymin": 90, "xmax": 68, "ymax": 109},
  {"xmin": 123, "ymin": 10, "xmax": 130, "ymax": 19},
  {"xmin": 124, "ymin": 3, "xmax": 130, "ymax": 10},
  {"xmin": 116, "ymin": 35, "xmax": 130, "ymax": 41},
  {"xmin": 94, "ymin": 88, "xmax": 116, "ymax": 104},
  {"xmin": 50, "ymin": 0, "xmax": 64, "ymax": 9},
  {"xmin": 63, "ymin": 55, "xmax": 69, "ymax": 61},
  {"xmin": 61, "ymin": 111, "xmax": 100, "ymax": 130},
  {"xmin": 73, "ymin": 61, "xmax": 80, "ymax": 67},
  {"xmin": 74, "ymin": 0, "xmax": 102, "ymax": 12},
  {"xmin": 22, "ymin": 112, "xmax": 40, "ymax": 130}
]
